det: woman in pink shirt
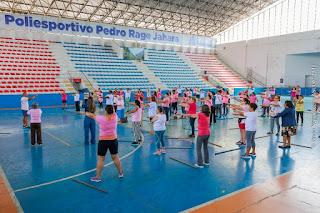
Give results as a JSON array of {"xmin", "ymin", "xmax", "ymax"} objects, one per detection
[
  {"xmin": 289, "ymin": 87, "xmax": 296, "ymax": 101},
  {"xmin": 296, "ymin": 86, "xmax": 301, "ymax": 98},
  {"xmin": 157, "ymin": 88, "xmax": 162, "ymax": 100},
  {"xmin": 177, "ymin": 104, "xmax": 210, "ymax": 168},
  {"xmin": 27, "ymin": 102, "xmax": 42, "ymax": 146},
  {"xmin": 86, "ymin": 105, "xmax": 123, "ymax": 182},
  {"xmin": 259, "ymin": 90, "xmax": 271, "ymax": 117},
  {"xmin": 171, "ymin": 89, "xmax": 179, "ymax": 114},
  {"xmin": 222, "ymin": 91, "xmax": 230, "ymax": 115},
  {"xmin": 179, "ymin": 93, "xmax": 188, "ymax": 119},
  {"xmin": 60, "ymin": 90, "xmax": 67, "ymax": 110},
  {"xmin": 126, "ymin": 100, "xmax": 142, "ymax": 145},
  {"xmin": 96, "ymin": 88, "xmax": 103, "ymax": 109},
  {"xmin": 199, "ymin": 95, "xmax": 212, "ymax": 111},
  {"xmin": 157, "ymin": 93, "xmax": 170, "ymax": 123},
  {"xmin": 249, "ymin": 92, "xmax": 258, "ymax": 104},
  {"xmin": 179, "ymin": 96, "xmax": 197, "ymax": 137}
]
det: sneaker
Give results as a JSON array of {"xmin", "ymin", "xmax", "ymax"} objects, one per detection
[
  {"xmin": 131, "ymin": 141, "xmax": 139, "ymax": 145},
  {"xmin": 239, "ymin": 142, "xmax": 246, "ymax": 147},
  {"xmin": 204, "ymin": 163, "xmax": 210, "ymax": 166},
  {"xmin": 138, "ymin": 139, "xmax": 142, "ymax": 142},
  {"xmin": 38, "ymin": 143, "xmax": 43, "ymax": 146},
  {"xmin": 194, "ymin": 164, "xmax": 204, "ymax": 168},
  {"xmin": 25, "ymin": 126, "xmax": 30, "ymax": 128},
  {"xmin": 236, "ymin": 141, "xmax": 242, "ymax": 145},
  {"xmin": 119, "ymin": 173, "xmax": 124, "ymax": 178},
  {"xmin": 23, "ymin": 125, "xmax": 26, "ymax": 128},
  {"xmin": 276, "ymin": 132, "xmax": 280, "ymax": 136},
  {"xmin": 153, "ymin": 150, "xmax": 161, "ymax": 155},
  {"xmin": 90, "ymin": 176, "xmax": 101, "ymax": 182},
  {"xmin": 267, "ymin": 132, "xmax": 273, "ymax": 134},
  {"xmin": 31, "ymin": 144, "xmax": 35, "ymax": 147},
  {"xmin": 250, "ymin": 153, "xmax": 256, "ymax": 157},
  {"xmin": 161, "ymin": 149, "xmax": 166, "ymax": 154},
  {"xmin": 241, "ymin": 154, "xmax": 250, "ymax": 159},
  {"xmin": 189, "ymin": 134, "xmax": 195, "ymax": 138}
]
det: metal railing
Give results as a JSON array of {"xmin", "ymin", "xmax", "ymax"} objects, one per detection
[{"xmin": 247, "ymin": 68, "xmax": 267, "ymax": 87}]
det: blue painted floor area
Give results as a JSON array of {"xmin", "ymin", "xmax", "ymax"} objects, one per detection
[{"xmin": 0, "ymin": 96, "xmax": 319, "ymax": 212}]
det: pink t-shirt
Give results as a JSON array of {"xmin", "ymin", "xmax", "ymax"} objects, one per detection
[
  {"xmin": 204, "ymin": 99, "xmax": 212, "ymax": 108},
  {"xmin": 296, "ymin": 89, "xmax": 301, "ymax": 96},
  {"xmin": 132, "ymin": 107, "xmax": 142, "ymax": 122},
  {"xmin": 249, "ymin": 96, "xmax": 257, "ymax": 103},
  {"xmin": 157, "ymin": 92, "xmax": 162, "ymax": 99},
  {"xmin": 263, "ymin": 94, "xmax": 270, "ymax": 105},
  {"xmin": 162, "ymin": 97, "xmax": 169, "ymax": 108},
  {"xmin": 222, "ymin": 95, "xmax": 229, "ymax": 103},
  {"xmin": 97, "ymin": 91, "xmax": 103, "ymax": 102},
  {"xmin": 27, "ymin": 109, "xmax": 42, "ymax": 123},
  {"xmin": 62, "ymin": 93, "xmax": 67, "ymax": 101},
  {"xmin": 198, "ymin": 113, "xmax": 210, "ymax": 136},
  {"xmin": 184, "ymin": 91, "xmax": 189, "ymax": 97},
  {"xmin": 96, "ymin": 114, "xmax": 117, "ymax": 140},
  {"xmin": 270, "ymin": 88, "xmax": 275, "ymax": 95},
  {"xmin": 188, "ymin": 102, "xmax": 197, "ymax": 114},
  {"xmin": 171, "ymin": 93, "xmax": 178, "ymax": 103},
  {"xmin": 291, "ymin": 91, "xmax": 296, "ymax": 97}
]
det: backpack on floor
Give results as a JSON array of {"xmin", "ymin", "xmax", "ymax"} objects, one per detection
[{"xmin": 120, "ymin": 117, "xmax": 128, "ymax": 123}]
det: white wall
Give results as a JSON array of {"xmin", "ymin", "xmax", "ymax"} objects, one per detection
[
  {"xmin": 216, "ymin": 29, "xmax": 320, "ymax": 87},
  {"xmin": 285, "ymin": 54, "xmax": 320, "ymax": 87}
]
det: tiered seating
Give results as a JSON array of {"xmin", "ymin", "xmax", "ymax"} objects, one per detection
[
  {"xmin": 181, "ymin": 52, "xmax": 250, "ymax": 88},
  {"xmin": 144, "ymin": 49, "xmax": 210, "ymax": 89},
  {"xmin": 0, "ymin": 37, "xmax": 64, "ymax": 94},
  {"xmin": 63, "ymin": 43, "xmax": 156, "ymax": 91}
]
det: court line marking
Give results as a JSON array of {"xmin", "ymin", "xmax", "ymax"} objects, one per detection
[
  {"xmin": 0, "ymin": 165, "xmax": 24, "ymax": 213},
  {"xmin": 165, "ymin": 147, "xmax": 192, "ymax": 149},
  {"xmin": 255, "ymin": 135, "xmax": 272, "ymax": 139},
  {"xmin": 42, "ymin": 130, "xmax": 71, "ymax": 147},
  {"xmin": 72, "ymin": 178, "xmax": 109, "ymax": 194},
  {"xmin": 13, "ymin": 134, "xmax": 145, "ymax": 193},
  {"xmin": 169, "ymin": 157, "xmax": 198, "ymax": 169},
  {"xmin": 0, "ymin": 133, "xmax": 11, "ymax": 134}
]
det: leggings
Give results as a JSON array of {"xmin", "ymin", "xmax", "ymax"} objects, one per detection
[
  {"xmin": 132, "ymin": 121, "xmax": 142, "ymax": 142},
  {"xmin": 223, "ymin": 103, "xmax": 228, "ymax": 115},
  {"xmin": 210, "ymin": 106, "xmax": 216, "ymax": 123},
  {"xmin": 262, "ymin": 106, "xmax": 270, "ymax": 116},
  {"xmin": 164, "ymin": 107, "xmax": 169, "ymax": 121},
  {"xmin": 196, "ymin": 134, "xmax": 210, "ymax": 166},
  {"xmin": 246, "ymin": 131, "xmax": 256, "ymax": 149},
  {"xmin": 296, "ymin": 111, "xmax": 303, "ymax": 124},
  {"xmin": 154, "ymin": 130, "xmax": 165, "ymax": 149},
  {"xmin": 190, "ymin": 117, "xmax": 196, "ymax": 135},
  {"xmin": 172, "ymin": 102, "xmax": 178, "ymax": 112}
]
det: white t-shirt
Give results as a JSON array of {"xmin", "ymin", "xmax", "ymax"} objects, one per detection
[
  {"xmin": 125, "ymin": 91, "xmax": 131, "ymax": 99},
  {"xmin": 215, "ymin": 94, "xmax": 223, "ymax": 105},
  {"xmin": 177, "ymin": 88, "xmax": 182, "ymax": 94},
  {"xmin": 244, "ymin": 112, "xmax": 258, "ymax": 131},
  {"xmin": 74, "ymin": 94, "xmax": 80, "ymax": 102},
  {"xmin": 200, "ymin": 91, "xmax": 205, "ymax": 99},
  {"xmin": 106, "ymin": 94, "xmax": 114, "ymax": 105},
  {"xmin": 113, "ymin": 96, "xmax": 118, "ymax": 104},
  {"xmin": 269, "ymin": 101, "xmax": 283, "ymax": 116},
  {"xmin": 84, "ymin": 92, "xmax": 89, "ymax": 100},
  {"xmin": 147, "ymin": 91, "xmax": 151, "ymax": 97},
  {"xmin": 148, "ymin": 102, "xmax": 157, "ymax": 117},
  {"xmin": 153, "ymin": 114, "xmax": 166, "ymax": 131},
  {"xmin": 21, "ymin": 97, "xmax": 29, "ymax": 110}
]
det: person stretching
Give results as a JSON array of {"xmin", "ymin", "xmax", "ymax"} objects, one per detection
[
  {"xmin": 27, "ymin": 102, "xmax": 42, "ymax": 146},
  {"xmin": 80, "ymin": 97, "xmax": 96, "ymax": 144},
  {"xmin": 151, "ymin": 106, "xmax": 167, "ymax": 155},
  {"xmin": 177, "ymin": 104, "xmax": 211, "ymax": 168},
  {"xmin": 179, "ymin": 96, "xmax": 197, "ymax": 137},
  {"xmin": 126, "ymin": 100, "xmax": 142, "ymax": 145},
  {"xmin": 21, "ymin": 92, "xmax": 38, "ymax": 128},
  {"xmin": 86, "ymin": 105, "xmax": 123, "ymax": 182}
]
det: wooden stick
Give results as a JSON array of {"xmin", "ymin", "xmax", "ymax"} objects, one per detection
[
  {"xmin": 229, "ymin": 128, "xmax": 238, "ymax": 130},
  {"xmin": 169, "ymin": 157, "xmax": 198, "ymax": 169},
  {"xmin": 208, "ymin": 142, "xmax": 222, "ymax": 148},
  {"xmin": 255, "ymin": 135, "xmax": 272, "ymax": 139},
  {"xmin": 165, "ymin": 147, "xmax": 192, "ymax": 149},
  {"xmin": 72, "ymin": 178, "xmax": 109, "ymax": 194},
  {"xmin": 0, "ymin": 133, "xmax": 11, "ymax": 134},
  {"xmin": 276, "ymin": 141, "xmax": 312, "ymax": 149},
  {"xmin": 215, "ymin": 148, "xmax": 241, "ymax": 155}
]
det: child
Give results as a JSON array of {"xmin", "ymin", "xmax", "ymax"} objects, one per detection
[
  {"xmin": 234, "ymin": 103, "xmax": 258, "ymax": 159},
  {"xmin": 151, "ymin": 106, "xmax": 167, "ymax": 155},
  {"xmin": 268, "ymin": 95, "xmax": 282, "ymax": 135},
  {"xmin": 294, "ymin": 95, "xmax": 304, "ymax": 125},
  {"xmin": 274, "ymin": 101, "xmax": 297, "ymax": 148},
  {"xmin": 27, "ymin": 102, "xmax": 42, "ymax": 146}
]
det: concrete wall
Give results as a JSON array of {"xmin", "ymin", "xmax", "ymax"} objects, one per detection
[{"xmin": 216, "ymin": 29, "xmax": 320, "ymax": 87}]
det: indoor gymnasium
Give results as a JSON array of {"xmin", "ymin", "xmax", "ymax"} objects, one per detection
[{"xmin": 1, "ymin": 0, "xmax": 320, "ymax": 212}]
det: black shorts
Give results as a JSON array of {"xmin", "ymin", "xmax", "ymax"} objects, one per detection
[
  {"xmin": 62, "ymin": 100, "xmax": 67, "ymax": 103},
  {"xmin": 98, "ymin": 139, "xmax": 118, "ymax": 156}
]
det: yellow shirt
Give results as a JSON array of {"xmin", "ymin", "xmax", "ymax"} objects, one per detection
[{"xmin": 296, "ymin": 99, "xmax": 304, "ymax": 112}]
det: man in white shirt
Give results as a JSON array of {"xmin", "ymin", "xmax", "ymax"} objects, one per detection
[
  {"xmin": 21, "ymin": 92, "xmax": 38, "ymax": 128},
  {"xmin": 71, "ymin": 91, "xmax": 80, "ymax": 111},
  {"xmin": 84, "ymin": 90, "xmax": 89, "ymax": 104},
  {"xmin": 104, "ymin": 90, "xmax": 114, "ymax": 106},
  {"xmin": 215, "ymin": 91, "xmax": 223, "ymax": 118}
]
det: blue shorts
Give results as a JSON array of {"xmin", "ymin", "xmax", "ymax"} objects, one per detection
[
  {"xmin": 62, "ymin": 100, "xmax": 67, "ymax": 103},
  {"xmin": 22, "ymin": 110, "xmax": 28, "ymax": 117},
  {"xmin": 117, "ymin": 109, "xmax": 125, "ymax": 119}
]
